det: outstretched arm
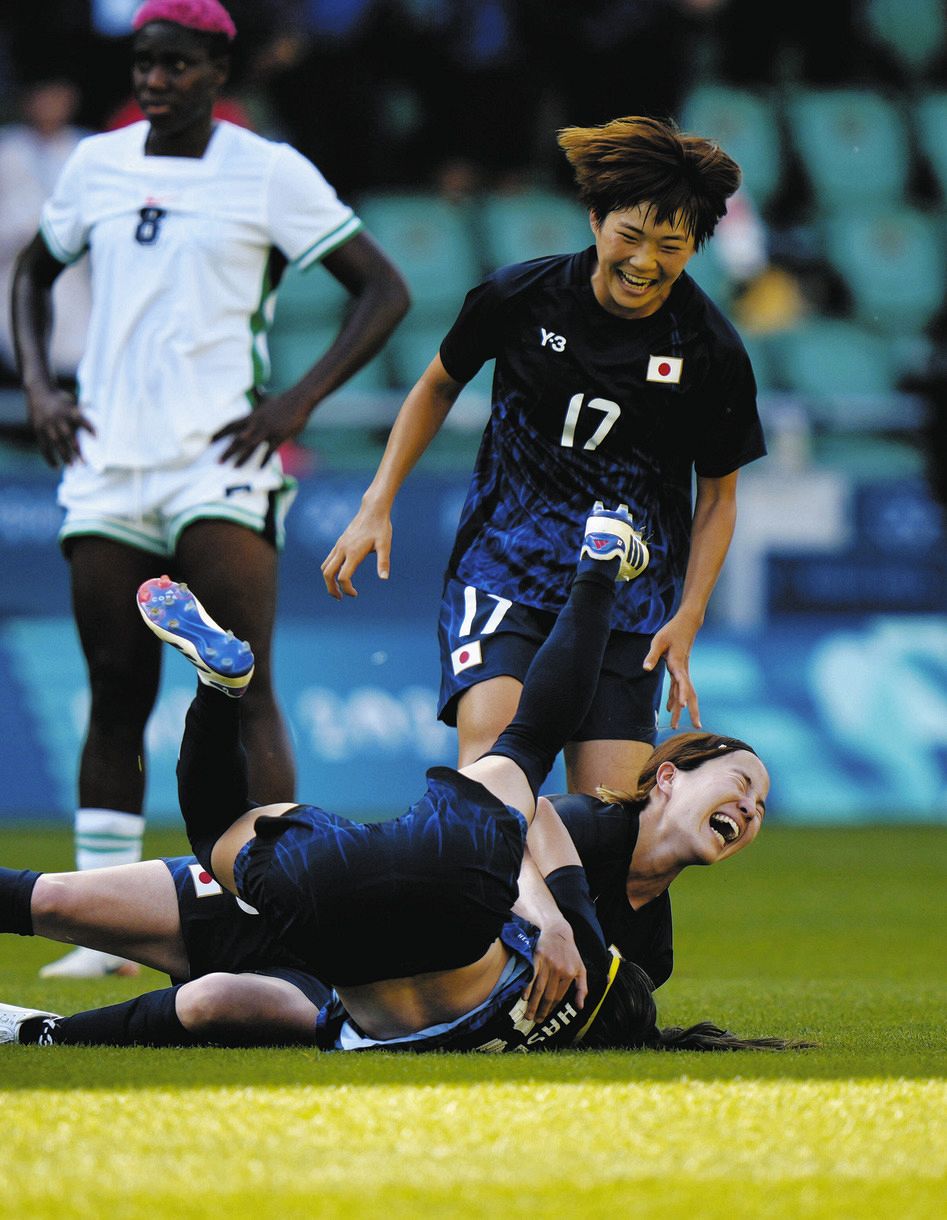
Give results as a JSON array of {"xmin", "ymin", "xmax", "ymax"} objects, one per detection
[
  {"xmin": 321, "ymin": 353, "xmax": 465, "ymax": 597},
  {"xmin": 214, "ymin": 231, "xmax": 410, "ymax": 467},
  {"xmin": 643, "ymin": 471, "xmax": 739, "ymax": 728}
]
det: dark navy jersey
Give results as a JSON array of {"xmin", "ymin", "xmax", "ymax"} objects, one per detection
[
  {"xmin": 439, "ymin": 250, "xmax": 766, "ymax": 635},
  {"xmin": 315, "ymin": 872, "xmax": 613, "ymax": 1053},
  {"xmin": 548, "ymin": 792, "xmax": 673, "ymax": 988}
]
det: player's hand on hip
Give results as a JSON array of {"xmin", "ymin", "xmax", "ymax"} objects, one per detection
[
  {"xmin": 522, "ymin": 921, "xmax": 587, "ymax": 1022},
  {"xmin": 27, "ymin": 386, "xmax": 95, "ymax": 467},
  {"xmin": 321, "ymin": 505, "xmax": 393, "ymax": 599},
  {"xmin": 212, "ymin": 393, "xmax": 310, "ymax": 468}
]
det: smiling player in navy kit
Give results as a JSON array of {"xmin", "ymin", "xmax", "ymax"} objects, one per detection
[{"xmin": 323, "ymin": 116, "xmax": 765, "ymax": 798}]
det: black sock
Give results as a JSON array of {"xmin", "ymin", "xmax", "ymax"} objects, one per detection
[
  {"xmin": 21, "ymin": 985, "xmax": 195, "ymax": 1047},
  {"xmin": 0, "ymin": 867, "xmax": 40, "ymax": 935},
  {"xmin": 177, "ymin": 683, "xmax": 253, "ymax": 871},
  {"xmin": 489, "ymin": 565, "xmax": 618, "ymax": 795}
]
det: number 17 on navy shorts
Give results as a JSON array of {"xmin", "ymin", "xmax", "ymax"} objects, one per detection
[{"xmin": 436, "ymin": 576, "xmax": 664, "ymax": 744}]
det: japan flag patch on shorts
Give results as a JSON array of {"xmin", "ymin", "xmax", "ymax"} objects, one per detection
[
  {"xmin": 188, "ymin": 863, "xmax": 222, "ymax": 897},
  {"xmin": 647, "ymin": 355, "xmax": 683, "ymax": 384},
  {"xmin": 451, "ymin": 639, "xmax": 483, "ymax": 675}
]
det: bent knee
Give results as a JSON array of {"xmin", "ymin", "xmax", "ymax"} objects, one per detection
[{"xmin": 176, "ymin": 973, "xmax": 251, "ymax": 1029}]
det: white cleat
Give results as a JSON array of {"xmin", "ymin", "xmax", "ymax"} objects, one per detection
[
  {"xmin": 38, "ymin": 946, "xmax": 140, "ymax": 980},
  {"xmin": 580, "ymin": 502, "xmax": 650, "ymax": 581},
  {"xmin": 0, "ymin": 1001, "xmax": 62, "ymax": 1044}
]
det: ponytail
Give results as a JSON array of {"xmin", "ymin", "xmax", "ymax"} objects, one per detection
[{"xmin": 648, "ymin": 1021, "xmax": 815, "ymax": 1052}]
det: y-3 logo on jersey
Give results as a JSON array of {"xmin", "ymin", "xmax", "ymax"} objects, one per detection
[
  {"xmin": 135, "ymin": 204, "xmax": 166, "ymax": 245},
  {"xmin": 540, "ymin": 327, "xmax": 567, "ymax": 352}
]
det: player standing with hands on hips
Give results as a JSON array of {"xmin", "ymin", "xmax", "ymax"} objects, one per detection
[
  {"xmin": 11, "ymin": 0, "xmax": 410, "ymax": 978},
  {"xmin": 323, "ymin": 116, "xmax": 765, "ymax": 797}
]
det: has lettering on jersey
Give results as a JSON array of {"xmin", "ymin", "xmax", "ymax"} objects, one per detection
[{"xmin": 439, "ymin": 249, "xmax": 766, "ymax": 635}]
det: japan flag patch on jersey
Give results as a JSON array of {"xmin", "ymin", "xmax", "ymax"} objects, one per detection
[
  {"xmin": 188, "ymin": 863, "xmax": 222, "ymax": 897},
  {"xmin": 647, "ymin": 355, "xmax": 683, "ymax": 384},
  {"xmin": 451, "ymin": 639, "xmax": 483, "ymax": 675}
]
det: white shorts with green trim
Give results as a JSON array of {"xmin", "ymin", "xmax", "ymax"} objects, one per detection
[{"xmin": 57, "ymin": 441, "xmax": 298, "ymax": 557}]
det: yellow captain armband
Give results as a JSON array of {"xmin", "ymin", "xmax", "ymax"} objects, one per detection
[{"xmin": 572, "ymin": 945, "xmax": 622, "ymax": 1044}]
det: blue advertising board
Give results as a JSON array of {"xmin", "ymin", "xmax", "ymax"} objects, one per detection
[
  {"xmin": 1, "ymin": 613, "xmax": 945, "ymax": 823},
  {"xmin": 0, "ymin": 464, "xmax": 944, "ymax": 823}
]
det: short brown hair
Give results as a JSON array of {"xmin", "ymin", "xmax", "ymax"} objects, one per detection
[{"xmin": 557, "ymin": 116, "xmax": 741, "ymax": 248}]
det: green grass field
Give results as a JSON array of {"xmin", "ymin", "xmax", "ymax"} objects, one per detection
[{"xmin": 1, "ymin": 823, "xmax": 944, "ymax": 1219}]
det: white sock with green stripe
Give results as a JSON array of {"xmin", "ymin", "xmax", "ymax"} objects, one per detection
[{"xmin": 75, "ymin": 809, "xmax": 145, "ymax": 871}]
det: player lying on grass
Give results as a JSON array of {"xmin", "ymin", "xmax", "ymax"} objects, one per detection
[
  {"xmin": 0, "ymin": 726, "xmax": 766, "ymax": 1050},
  {"xmin": 0, "ymin": 506, "xmax": 790, "ymax": 1051},
  {"xmin": 0, "ymin": 724, "xmax": 767, "ymax": 1050}
]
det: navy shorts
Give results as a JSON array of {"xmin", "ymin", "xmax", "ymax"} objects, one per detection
[
  {"xmin": 233, "ymin": 767, "xmax": 528, "ymax": 988},
  {"xmin": 162, "ymin": 856, "xmax": 331, "ymax": 1007},
  {"xmin": 437, "ymin": 576, "xmax": 664, "ymax": 743}
]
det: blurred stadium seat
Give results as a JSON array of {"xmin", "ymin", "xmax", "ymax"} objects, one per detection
[
  {"xmin": 823, "ymin": 207, "xmax": 946, "ymax": 333},
  {"xmin": 915, "ymin": 92, "xmax": 947, "ymax": 199},
  {"xmin": 268, "ymin": 322, "xmax": 391, "ymax": 395},
  {"xmin": 478, "ymin": 191, "xmax": 592, "ymax": 270},
  {"xmin": 680, "ymin": 84, "xmax": 784, "ymax": 208},
  {"xmin": 386, "ymin": 320, "xmax": 494, "ymax": 403},
  {"xmin": 775, "ymin": 318, "xmax": 899, "ymax": 405},
  {"xmin": 686, "ymin": 241, "xmax": 732, "ymax": 304},
  {"xmin": 272, "ymin": 260, "xmax": 349, "ymax": 327},
  {"xmin": 785, "ymin": 88, "xmax": 911, "ymax": 210},
  {"xmin": 741, "ymin": 334, "xmax": 781, "ymax": 394},
  {"xmin": 385, "ymin": 321, "xmax": 445, "ymax": 389},
  {"xmin": 356, "ymin": 193, "xmax": 481, "ymax": 319},
  {"xmin": 864, "ymin": 0, "xmax": 946, "ymax": 77}
]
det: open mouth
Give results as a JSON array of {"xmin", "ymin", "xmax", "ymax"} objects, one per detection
[
  {"xmin": 616, "ymin": 269, "xmax": 655, "ymax": 290},
  {"xmin": 709, "ymin": 812, "xmax": 740, "ymax": 846}
]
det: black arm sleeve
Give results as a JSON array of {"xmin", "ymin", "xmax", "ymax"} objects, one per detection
[{"xmin": 544, "ymin": 864, "xmax": 607, "ymax": 964}]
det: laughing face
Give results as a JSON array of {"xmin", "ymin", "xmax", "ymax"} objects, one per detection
[
  {"xmin": 658, "ymin": 749, "xmax": 769, "ymax": 865},
  {"xmin": 589, "ymin": 203, "xmax": 696, "ymax": 320}
]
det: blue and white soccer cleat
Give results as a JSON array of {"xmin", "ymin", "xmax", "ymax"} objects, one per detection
[
  {"xmin": 580, "ymin": 502, "xmax": 650, "ymax": 581},
  {"xmin": 137, "ymin": 576, "xmax": 255, "ymax": 697}
]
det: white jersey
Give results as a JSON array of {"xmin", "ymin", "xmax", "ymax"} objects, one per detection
[{"xmin": 41, "ymin": 120, "xmax": 362, "ymax": 471}]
